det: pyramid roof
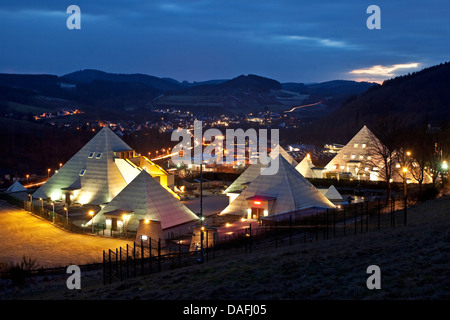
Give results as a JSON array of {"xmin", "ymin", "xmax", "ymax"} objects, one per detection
[
  {"xmin": 93, "ymin": 170, "xmax": 199, "ymax": 230},
  {"xmin": 221, "ymin": 155, "xmax": 334, "ymax": 216},
  {"xmin": 324, "ymin": 125, "xmax": 384, "ymax": 172},
  {"xmin": 224, "ymin": 145, "xmax": 297, "ymax": 194},
  {"xmin": 295, "ymin": 155, "xmax": 320, "ymax": 178},
  {"xmin": 322, "ymin": 185, "xmax": 343, "ymax": 200},
  {"xmin": 33, "ymin": 126, "xmax": 133, "ymax": 204},
  {"xmin": 5, "ymin": 181, "xmax": 27, "ymax": 193}
]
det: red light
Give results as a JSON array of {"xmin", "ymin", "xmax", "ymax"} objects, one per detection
[{"xmin": 254, "ymin": 201, "xmax": 261, "ymax": 205}]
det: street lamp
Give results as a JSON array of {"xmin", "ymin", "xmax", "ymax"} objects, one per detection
[
  {"xmin": 39, "ymin": 197, "xmax": 43, "ymax": 210},
  {"xmin": 89, "ymin": 210, "xmax": 94, "ymax": 233},
  {"xmin": 47, "ymin": 168, "xmax": 51, "ymax": 179},
  {"xmin": 402, "ymin": 167, "xmax": 408, "ymax": 197}
]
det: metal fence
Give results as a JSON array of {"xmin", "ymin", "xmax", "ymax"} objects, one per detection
[{"xmin": 103, "ymin": 195, "xmax": 412, "ymax": 284}]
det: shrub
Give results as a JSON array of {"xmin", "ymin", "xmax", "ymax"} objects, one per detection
[
  {"xmin": 7, "ymin": 255, "xmax": 39, "ymax": 285},
  {"xmin": 417, "ymin": 186, "xmax": 439, "ymax": 202}
]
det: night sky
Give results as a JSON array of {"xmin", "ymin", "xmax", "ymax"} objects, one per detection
[{"xmin": 0, "ymin": 0, "xmax": 449, "ymax": 83}]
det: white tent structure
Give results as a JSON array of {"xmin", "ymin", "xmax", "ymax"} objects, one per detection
[
  {"xmin": 224, "ymin": 145, "xmax": 297, "ymax": 202},
  {"xmin": 92, "ymin": 170, "xmax": 199, "ymax": 234},
  {"xmin": 33, "ymin": 126, "xmax": 136, "ymax": 205},
  {"xmin": 221, "ymin": 155, "xmax": 334, "ymax": 219},
  {"xmin": 5, "ymin": 181, "xmax": 27, "ymax": 194},
  {"xmin": 295, "ymin": 154, "xmax": 323, "ymax": 179}
]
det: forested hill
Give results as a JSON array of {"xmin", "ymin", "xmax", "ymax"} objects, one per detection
[{"xmin": 298, "ymin": 61, "xmax": 450, "ymax": 145}]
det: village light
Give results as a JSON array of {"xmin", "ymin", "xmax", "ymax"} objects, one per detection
[
  {"xmin": 47, "ymin": 168, "xmax": 51, "ymax": 178},
  {"xmin": 442, "ymin": 161, "xmax": 448, "ymax": 170}
]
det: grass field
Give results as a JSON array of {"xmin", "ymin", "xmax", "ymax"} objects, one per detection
[{"xmin": 2, "ymin": 191, "xmax": 448, "ymax": 300}]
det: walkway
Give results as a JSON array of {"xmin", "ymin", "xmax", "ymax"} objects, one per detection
[{"xmin": 0, "ymin": 201, "xmax": 133, "ymax": 268}]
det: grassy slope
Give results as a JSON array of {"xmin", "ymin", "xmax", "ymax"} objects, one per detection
[{"xmin": 7, "ymin": 194, "xmax": 450, "ymax": 300}]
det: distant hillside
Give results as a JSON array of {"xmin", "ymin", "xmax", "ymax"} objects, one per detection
[
  {"xmin": 0, "ymin": 70, "xmax": 379, "ymax": 117},
  {"xmin": 62, "ymin": 69, "xmax": 183, "ymax": 92},
  {"xmin": 282, "ymin": 80, "xmax": 377, "ymax": 99},
  {"xmin": 299, "ymin": 62, "xmax": 450, "ymax": 144}
]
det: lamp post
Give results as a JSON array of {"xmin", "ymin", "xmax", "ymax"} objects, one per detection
[
  {"xmin": 52, "ymin": 202, "xmax": 55, "ymax": 223},
  {"xmin": 64, "ymin": 207, "xmax": 68, "ymax": 225},
  {"xmin": 39, "ymin": 197, "xmax": 43, "ymax": 211},
  {"xmin": 47, "ymin": 168, "xmax": 51, "ymax": 179},
  {"xmin": 89, "ymin": 210, "xmax": 94, "ymax": 233},
  {"xmin": 402, "ymin": 167, "xmax": 408, "ymax": 197}
]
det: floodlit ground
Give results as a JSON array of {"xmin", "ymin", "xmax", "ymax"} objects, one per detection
[{"xmin": 0, "ymin": 201, "xmax": 133, "ymax": 268}]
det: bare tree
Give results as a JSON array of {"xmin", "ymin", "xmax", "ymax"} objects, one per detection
[{"xmin": 367, "ymin": 116, "xmax": 403, "ymax": 201}]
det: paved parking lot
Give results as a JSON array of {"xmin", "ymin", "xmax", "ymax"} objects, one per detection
[{"xmin": 0, "ymin": 201, "xmax": 133, "ymax": 268}]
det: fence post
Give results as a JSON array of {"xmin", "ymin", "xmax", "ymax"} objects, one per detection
[
  {"xmin": 141, "ymin": 239, "xmax": 144, "ymax": 276},
  {"xmin": 115, "ymin": 248, "xmax": 118, "ymax": 282},
  {"xmin": 275, "ymin": 220, "xmax": 278, "ymax": 248},
  {"xmin": 289, "ymin": 215, "xmax": 292, "ymax": 246},
  {"xmin": 343, "ymin": 206, "xmax": 346, "ymax": 237},
  {"xmin": 206, "ymin": 230, "xmax": 209, "ymax": 262},
  {"xmin": 119, "ymin": 247, "xmax": 123, "ymax": 281},
  {"xmin": 360, "ymin": 202, "xmax": 364, "ymax": 235},
  {"xmin": 108, "ymin": 249, "xmax": 112, "ymax": 284},
  {"xmin": 249, "ymin": 223, "xmax": 252, "ymax": 253},
  {"xmin": 404, "ymin": 195, "xmax": 407, "ymax": 226},
  {"xmin": 377, "ymin": 198, "xmax": 381, "ymax": 230},
  {"xmin": 149, "ymin": 237, "xmax": 152, "ymax": 274},
  {"xmin": 126, "ymin": 244, "xmax": 129, "ymax": 279},
  {"xmin": 333, "ymin": 209, "xmax": 336, "ymax": 238},
  {"xmin": 133, "ymin": 241, "xmax": 136, "ymax": 277},
  {"xmin": 315, "ymin": 212, "xmax": 318, "ymax": 241},
  {"xmin": 392, "ymin": 196, "xmax": 396, "ymax": 228},
  {"xmin": 158, "ymin": 238, "xmax": 161, "ymax": 272},
  {"xmin": 103, "ymin": 250, "xmax": 106, "ymax": 285},
  {"xmin": 366, "ymin": 201, "xmax": 369, "ymax": 233}
]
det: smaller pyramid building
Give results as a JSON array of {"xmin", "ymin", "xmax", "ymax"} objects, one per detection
[{"xmin": 92, "ymin": 170, "xmax": 199, "ymax": 233}]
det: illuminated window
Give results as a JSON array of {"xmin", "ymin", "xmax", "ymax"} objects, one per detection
[
  {"xmin": 359, "ymin": 155, "xmax": 364, "ymax": 159},
  {"xmin": 88, "ymin": 152, "xmax": 94, "ymax": 158},
  {"xmin": 351, "ymin": 155, "xmax": 356, "ymax": 159},
  {"xmin": 141, "ymin": 235, "xmax": 148, "ymax": 241},
  {"xmin": 340, "ymin": 166, "xmax": 345, "ymax": 170},
  {"xmin": 354, "ymin": 144, "xmax": 358, "ymax": 148},
  {"xmin": 96, "ymin": 153, "xmax": 102, "ymax": 159},
  {"xmin": 79, "ymin": 169, "xmax": 86, "ymax": 176},
  {"xmin": 362, "ymin": 144, "xmax": 366, "ymax": 148},
  {"xmin": 367, "ymin": 156, "xmax": 372, "ymax": 160},
  {"xmin": 343, "ymin": 155, "xmax": 347, "ymax": 159}
]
